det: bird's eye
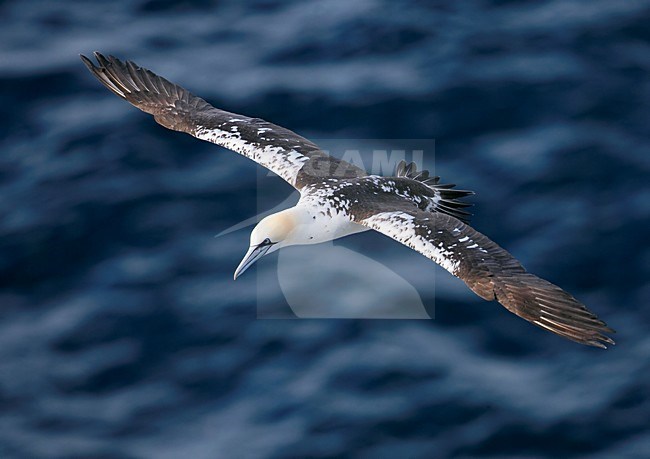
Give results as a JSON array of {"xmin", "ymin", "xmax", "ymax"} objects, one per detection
[{"xmin": 258, "ymin": 238, "xmax": 273, "ymax": 247}]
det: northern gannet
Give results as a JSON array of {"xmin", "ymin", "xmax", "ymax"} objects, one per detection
[{"xmin": 81, "ymin": 52, "xmax": 615, "ymax": 348}]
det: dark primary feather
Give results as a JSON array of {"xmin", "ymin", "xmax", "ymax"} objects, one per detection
[
  {"xmin": 80, "ymin": 52, "xmax": 365, "ymax": 187},
  {"xmin": 353, "ymin": 197, "xmax": 615, "ymax": 348}
]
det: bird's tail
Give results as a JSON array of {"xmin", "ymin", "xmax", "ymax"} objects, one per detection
[{"xmin": 395, "ymin": 160, "xmax": 474, "ymax": 222}]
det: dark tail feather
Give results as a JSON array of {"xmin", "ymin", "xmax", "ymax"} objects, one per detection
[{"xmin": 394, "ymin": 160, "xmax": 475, "ymax": 223}]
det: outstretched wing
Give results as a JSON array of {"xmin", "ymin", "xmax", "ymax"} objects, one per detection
[
  {"xmin": 353, "ymin": 201, "xmax": 614, "ymax": 348},
  {"xmin": 80, "ymin": 52, "xmax": 365, "ymax": 188}
]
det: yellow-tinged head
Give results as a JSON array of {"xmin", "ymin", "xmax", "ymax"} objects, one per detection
[{"xmin": 233, "ymin": 209, "xmax": 298, "ymax": 279}]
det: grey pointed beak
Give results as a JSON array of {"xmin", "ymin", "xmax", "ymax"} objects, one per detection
[{"xmin": 233, "ymin": 244, "xmax": 272, "ymax": 280}]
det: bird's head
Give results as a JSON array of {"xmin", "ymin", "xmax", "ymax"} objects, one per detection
[{"xmin": 233, "ymin": 210, "xmax": 296, "ymax": 280}]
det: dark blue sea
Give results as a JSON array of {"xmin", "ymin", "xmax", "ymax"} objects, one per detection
[{"xmin": 1, "ymin": 1, "xmax": 649, "ymax": 458}]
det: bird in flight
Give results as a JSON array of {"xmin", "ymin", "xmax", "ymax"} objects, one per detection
[{"xmin": 81, "ymin": 52, "xmax": 614, "ymax": 348}]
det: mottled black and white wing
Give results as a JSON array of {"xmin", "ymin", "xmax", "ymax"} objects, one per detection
[
  {"xmin": 355, "ymin": 204, "xmax": 614, "ymax": 348},
  {"xmin": 81, "ymin": 52, "xmax": 365, "ymax": 188}
]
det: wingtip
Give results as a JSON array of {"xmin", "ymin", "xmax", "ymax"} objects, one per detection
[
  {"xmin": 592, "ymin": 336, "xmax": 615, "ymax": 349},
  {"xmin": 592, "ymin": 324, "xmax": 616, "ymax": 349},
  {"xmin": 79, "ymin": 53, "xmax": 94, "ymax": 68},
  {"xmin": 83, "ymin": 51, "xmax": 138, "ymax": 97}
]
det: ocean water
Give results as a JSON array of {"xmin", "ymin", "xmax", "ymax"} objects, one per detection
[{"xmin": 1, "ymin": 0, "xmax": 649, "ymax": 458}]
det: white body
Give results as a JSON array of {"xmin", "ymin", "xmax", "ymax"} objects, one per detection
[
  {"xmin": 233, "ymin": 192, "xmax": 368, "ymax": 279},
  {"xmin": 290, "ymin": 195, "xmax": 369, "ymax": 245}
]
